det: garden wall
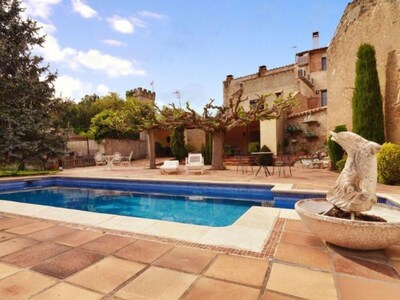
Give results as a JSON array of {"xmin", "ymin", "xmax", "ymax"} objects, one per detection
[{"xmin": 99, "ymin": 139, "xmax": 147, "ymax": 159}]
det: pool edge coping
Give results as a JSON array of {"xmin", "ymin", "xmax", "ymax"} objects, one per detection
[{"xmin": 0, "ymin": 175, "xmax": 398, "ymax": 253}]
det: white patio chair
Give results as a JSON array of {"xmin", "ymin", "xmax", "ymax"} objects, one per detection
[
  {"xmin": 111, "ymin": 152, "xmax": 122, "ymax": 166},
  {"xmin": 160, "ymin": 160, "xmax": 180, "ymax": 174},
  {"xmin": 185, "ymin": 153, "xmax": 204, "ymax": 174},
  {"xmin": 120, "ymin": 151, "xmax": 133, "ymax": 167},
  {"xmin": 94, "ymin": 152, "xmax": 106, "ymax": 166}
]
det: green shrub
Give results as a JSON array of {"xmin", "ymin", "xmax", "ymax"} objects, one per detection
[
  {"xmin": 185, "ymin": 143, "xmax": 197, "ymax": 153},
  {"xmin": 247, "ymin": 142, "xmax": 260, "ymax": 154},
  {"xmin": 336, "ymin": 155, "xmax": 348, "ymax": 172},
  {"xmin": 328, "ymin": 124, "xmax": 347, "ymax": 170},
  {"xmin": 377, "ymin": 143, "xmax": 400, "ymax": 185}
]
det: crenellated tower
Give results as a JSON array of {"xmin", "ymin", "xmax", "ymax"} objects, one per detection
[{"xmin": 126, "ymin": 87, "xmax": 156, "ymax": 105}]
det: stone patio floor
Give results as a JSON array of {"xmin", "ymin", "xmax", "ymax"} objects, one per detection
[{"xmin": 0, "ymin": 160, "xmax": 399, "ymax": 299}]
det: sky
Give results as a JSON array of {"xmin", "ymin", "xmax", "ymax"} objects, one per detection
[{"xmin": 21, "ymin": 0, "xmax": 350, "ymax": 110}]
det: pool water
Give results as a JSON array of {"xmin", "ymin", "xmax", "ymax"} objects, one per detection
[
  {"xmin": 0, "ymin": 177, "xmax": 397, "ymax": 227},
  {"xmin": 0, "ymin": 187, "xmax": 261, "ymax": 226}
]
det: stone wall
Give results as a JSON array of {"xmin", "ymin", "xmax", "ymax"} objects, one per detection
[
  {"xmin": 67, "ymin": 140, "xmax": 99, "ymax": 156},
  {"xmin": 286, "ymin": 107, "xmax": 328, "ymax": 155},
  {"xmin": 185, "ymin": 129, "xmax": 206, "ymax": 152},
  {"xmin": 99, "ymin": 139, "xmax": 147, "ymax": 159},
  {"xmin": 153, "ymin": 129, "xmax": 206, "ymax": 153},
  {"xmin": 327, "ymin": 0, "xmax": 400, "ymax": 143},
  {"xmin": 223, "ymin": 65, "xmax": 298, "ymax": 108},
  {"xmin": 154, "ymin": 130, "xmax": 170, "ymax": 147}
]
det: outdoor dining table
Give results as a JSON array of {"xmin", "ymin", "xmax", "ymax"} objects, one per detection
[
  {"xmin": 251, "ymin": 152, "xmax": 272, "ymax": 177},
  {"xmin": 102, "ymin": 155, "xmax": 116, "ymax": 170}
]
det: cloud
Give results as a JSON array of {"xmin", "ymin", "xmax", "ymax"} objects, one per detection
[
  {"xmin": 138, "ymin": 10, "xmax": 164, "ymax": 19},
  {"xmin": 36, "ymin": 20, "xmax": 57, "ymax": 34},
  {"xmin": 71, "ymin": 0, "xmax": 98, "ymax": 19},
  {"xmin": 130, "ymin": 17, "xmax": 146, "ymax": 28},
  {"xmin": 75, "ymin": 49, "xmax": 146, "ymax": 77},
  {"xmin": 36, "ymin": 25, "xmax": 146, "ymax": 77},
  {"xmin": 107, "ymin": 15, "xmax": 134, "ymax": 33},
  {"xmin": 96, "ymin": 84, "xmax": 110, "ymax": 95},
  {"xmin": 54, "ymin": 75, "xmax": 93, "ymax": 100},
  {"xmin": 22, "ymin": 0, "xmax": 61, "ymax": 19},
  {"xmin": 54, "ymin": 76, "xmax": 110, "ymax": 100},
  {"xmin": 107, "ymin": 15, "xmax": 146, "ymax": 34},
  {"xmin": 101, "ymin": 39, "xmax": 126, "ymax": 47}
]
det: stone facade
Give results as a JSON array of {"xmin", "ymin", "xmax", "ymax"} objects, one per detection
[
  {"xmin": 286, "ymin": 107, "xmax": 328, "ymax": 155},
  {"xmin": 98, "ymin": 138, "xmax": 147, "ymax": 159},
  {"xmin": 67, "ymin": 139, "xmax": 99, "ymax": 156},
  {"xmin": 185, "ymin": 129, "xmax": 206, "ymax": 152},
  {"xmin": 126, "ymin": 87, "xmax": 156, "ymax": 105},
  {"xmin": 327, "ymin": 0, "xmax": 400, "ymax": 143},
  {"xmin": 223, "ymin": 39, "xmax": 328, "ymax": 154}
]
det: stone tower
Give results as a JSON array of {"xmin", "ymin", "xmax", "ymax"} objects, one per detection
[{"xmin": 126, "ymin": 87, "xmax": 156, "ymax": 105}]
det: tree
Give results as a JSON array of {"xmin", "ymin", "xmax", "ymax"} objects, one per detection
[
  {"xmin": 0, "ymin": 0, "xmax": 67, "ymax": 168},
  {"xmin": 170, "ymin": 126, "xmax": 187, "ymax": 161},
  {"xmin": 86, "ymin": 94, "xmax": 139, "ymax": 141},
  {"xmin": 59, "ymin": 93, "xmax": 124, "ymax": 135},
  {"xmin": 108, "ymin": 97, "xmax": 161, "ymax": 169},
  {"xmin": 158, "ymin": 89, "xmax": 296, "ymax": 170},
  {"xmin": 68, "ymin": 94, "xmax": 100, "ymax": 134},
  {"xmin": 352, "ymin": 43, "xmax": 385, "ymax": 144},
  {"xmin": 87, "ymin": 109, "xmax": 139, "ymax": 141}
]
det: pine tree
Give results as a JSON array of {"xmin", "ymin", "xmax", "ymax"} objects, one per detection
[
  {"xmin": 352, "ymin": 43, "xmax": 385, "ymax": 144},
  {"xmin": 0, "ymin": 0, "xmax": 67, "ymax": 169}
]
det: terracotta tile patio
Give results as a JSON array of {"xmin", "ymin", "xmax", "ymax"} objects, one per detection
[
  {"xmin": 0, "ymin": 214, "xmax": 398, "ymax": 299},
  {"xmin": 0, "ymin": 162, "xmax": 399, "ymax": 299}
]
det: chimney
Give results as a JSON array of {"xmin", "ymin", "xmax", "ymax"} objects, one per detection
[
  {"xmin": 258, "ymin": 65, "xmax": 267, "ymax": 77},
  {"xmin": 224, "ymin": 75, "xmax": 234, "ymax": 87},
  {"xmin": 312, "ymin": 31, "xmax": 319, "ymax": 49}
]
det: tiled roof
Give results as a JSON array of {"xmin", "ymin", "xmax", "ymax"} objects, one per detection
[
  {"xmin": 232, "ymin": 64, "xmax": 296, "ymax": 81},
  {"xmin": 288, "ymin": 106, "xmax": 327, "ymax": 118}
]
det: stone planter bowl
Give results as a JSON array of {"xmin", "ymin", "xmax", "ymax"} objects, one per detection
[{"xmin": 295, "ymin": 199, "xmax": 400, "ymax": 250}]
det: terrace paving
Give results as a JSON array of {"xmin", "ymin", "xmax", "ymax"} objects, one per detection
[{"xmin": 0, "ymin": 160, "xmax": 398, "ymax": 299}]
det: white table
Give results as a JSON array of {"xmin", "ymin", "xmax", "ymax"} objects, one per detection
[{"xmin": 102, "ymin": 155, "xmax": 116, "ymax": 170}]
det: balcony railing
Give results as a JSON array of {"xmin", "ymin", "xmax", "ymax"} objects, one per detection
[{"xmin": 297, "ymin": 69, "xmax": 314, "ymax": 88}]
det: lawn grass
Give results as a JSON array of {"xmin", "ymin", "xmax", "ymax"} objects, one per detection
[{"xmin": 0, "ymin": 170, "xmax": 59, "ymax": 177}]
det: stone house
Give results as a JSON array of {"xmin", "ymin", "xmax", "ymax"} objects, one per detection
[{"xmin": 223, "ymin": 32, "xmax": 328, "ymax": 155}]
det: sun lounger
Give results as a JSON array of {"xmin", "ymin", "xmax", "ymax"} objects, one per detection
[
  {"xmin": 185, "ymin": 153, "xmax": 204, "ymax": 174},
  {"xmin": 160, "ymin": 160, "xmax": 180, "ymax": 174}
]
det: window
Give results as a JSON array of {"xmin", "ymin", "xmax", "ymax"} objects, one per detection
[
  {"xmin": 249, "ymin": 99, "xmax": 264, "ymax": 109},
  {"xmin": 321, "ymin": 90, "xmax": 328, "ymax": 106},
  {"xmin": 321, "ymin": 57, "xmax": 327, "ymax": 70},
  {"xmin": 249, "ymin": 100, "xmax": 257, "ymax": 108}
]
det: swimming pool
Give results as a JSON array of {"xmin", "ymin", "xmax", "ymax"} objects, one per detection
[
  {"xmin": 0, "ymin": 177, "xmax": 275, "ymax": 227},
  {"xmin": 0, "ymin": 187, "xmax": 263, "ymax": 226},
  {"xmin": 0, "ymin": 177, "xmax": 397, "ymax": 227}
]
